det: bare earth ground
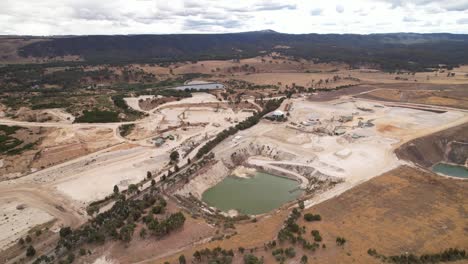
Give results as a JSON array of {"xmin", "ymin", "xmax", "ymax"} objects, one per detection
[{"xmin": 156, "ymin": 165, "xmax": 468, "ymax": 264}]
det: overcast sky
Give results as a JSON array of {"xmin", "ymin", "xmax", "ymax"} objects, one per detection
[{"xmin": 1, "ymin": 0, "xmax": 468, "ymax": 35}]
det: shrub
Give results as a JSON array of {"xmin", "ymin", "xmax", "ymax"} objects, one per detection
[
  {"xmin": 311, "ymin": 230, "xmax": 322, "ymax": 242},
  {"xmin": 304, "ymin": 213, "xmax": 321, "ymax": 222},
  {"xmin": 244, "ymin": 254, "xmax": 263, "ymax": 264},
  {"xmin": 178, "ymin": 254, "xmax": 186, "ymax": 264},
  {"xmin": 336, "ymin": 237, "xmax": 346, "ymax": 246},
  {"xmin": 26, "ymin": 245, "xmax": 36, "ymax": 257},
  {"xmin": 285, "ymin": 247, "xmax": 296, "ymax": 258}
]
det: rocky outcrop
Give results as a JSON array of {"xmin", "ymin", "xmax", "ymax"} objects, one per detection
[{"xmin": 175, "ymin": 160, "xmax": 230, "ymax": 199}]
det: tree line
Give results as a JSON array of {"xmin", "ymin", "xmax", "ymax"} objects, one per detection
[{"xmin": 196, "ymin": 98, "xmax": 285, "ymax": 159}]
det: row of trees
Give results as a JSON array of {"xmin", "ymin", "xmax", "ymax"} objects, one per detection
[
  {"xmin": 196, "ymin": 98, "xmax": 285, "ymax": 159},
  {"xmin": 368, "ymin": 248, "xmax": 467, "ymax": 263}
]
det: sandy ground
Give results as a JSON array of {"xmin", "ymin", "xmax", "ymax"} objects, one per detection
[
  {"xmin": 0, "ymin": 199, "xmax": 53, "ymax": 249},
  {"xmin": 0, "ymin": 93, "xmax": 254, "ymax": 251},
  {"xmin": 124, "ymin": 96, "xmax": 154, "ymax": 113}
]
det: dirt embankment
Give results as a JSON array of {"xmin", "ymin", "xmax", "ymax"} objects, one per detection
[{"xmin": 396, "ymin": 123, "xmax": 468, "ymax": 168}]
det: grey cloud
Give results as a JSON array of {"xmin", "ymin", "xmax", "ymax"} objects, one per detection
[
  {"xmin": 227, "ymin": 2, "xmax": 296, "ymax": 13},
  {"xmin": 457, "ymin": 18, "xmax": 468, "ymax": 24},
  {"xmin": 310, "ymin": 8, "xmax": 323, "ymax": 16},
  {"xmin": 183, "ymin": 18, "xmax": 244, "ymax": 31},
  {"xmin": 403, "ymin": 16, "xmax": 419, "ymax": 22},
  {"xmin": 255, "ymin": 3, "xmax": 296, "ymax": 11},
  {"xmin": 379, "ymin": 0, "xmax": 468, "ymax": 11}
]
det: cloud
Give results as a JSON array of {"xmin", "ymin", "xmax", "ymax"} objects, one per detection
[
  {"xmin": 310, "ymin": 8, "xmax": 323, "ymax": 16},
  {"xmin": 254, "ymin": 2, "xmax": 296, "ymax": 11},
  {"xmin": 0, "ymin": 0, "xmax": 467, "ymax": 35},
  {"xmin": 403, "ymin": 16, "xmax": 419, "ymax": 22},
  {"xmin": 354, "ymin": 8, "xmax": 368, "ymax": 16},
  {"xmin": 183, "ymin": 18, "xmax": 244, "ymax": 31},
  {"xmin": 457, "ymin": 18, "xmax": 468, "ymax": 24},
  {"xmin": 378, "ymin": 0, "xmax": 468, "ymax": 11},
  {"xmin": 227, "ymin": 2, "xmax": 296, "ymax": 13},
  {"xmin": 336, "ymin": 5, "xmax": 344, "ymax": 13}
]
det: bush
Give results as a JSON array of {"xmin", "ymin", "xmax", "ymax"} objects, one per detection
[
  {"xmin": 336, "ymin": 237, "xmax": 346, "ymax": 246},
  {"xmin": 311, "ymin": 230, "xmax": 322, "ymax": 242},
  {"xmin": 304, "ymin": 213, "xmax": 321, "ymax": 222},
  {"xmin": 179, "ymin": 254, "xmax": 186, "ymax": 264},
  {"xmin": 244, "ymin": 254, "xmax": 263, "ymax": 264},
  {"xmin": 285, "ymin": 247, "xmax": 296, "ymax": 258},
  {"xmin": 26, "ymin": 245, "xmax": 36, "ymax": 257},
  {"xmin": 119, "ymin": 124, "xmax": 135, "ymax": 137},
  {"xmin": 170, "ymin": 151, "xmax": 180, "ymax": 162}
]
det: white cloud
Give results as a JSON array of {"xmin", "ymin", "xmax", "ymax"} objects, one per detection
[
  {"xmin": 0, "ymin": 0, "xmax": 467, "ymax": 35},
  {"xmin": 310, "ymin": 8, "xmax": 323, "ymax": 16},
  {"xmin": 336, "ymin": 5, "xmax": 345, "ymax": 13}
]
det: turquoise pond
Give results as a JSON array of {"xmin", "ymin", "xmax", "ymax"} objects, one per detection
[{"xmin": 432, "ymin": 163, "xmax": 468, "ymax": 178}]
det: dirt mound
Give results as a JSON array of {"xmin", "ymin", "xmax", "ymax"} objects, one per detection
[{"xmin": 396, "ymin": 123, "xmax": 468, "ymax": 168}]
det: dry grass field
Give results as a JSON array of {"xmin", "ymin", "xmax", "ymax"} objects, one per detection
[{"xmin": 156, "ymin": 166, "xmax": 468, "ymax": 264}]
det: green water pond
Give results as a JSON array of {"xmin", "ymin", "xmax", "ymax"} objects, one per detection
[
  {"xmin": 202, "ymin": 172, "xmax": 303, "ymax": 215},
  {"xmin": 432, "ymin": 163, "xmax": 468, "ymax": 178}
]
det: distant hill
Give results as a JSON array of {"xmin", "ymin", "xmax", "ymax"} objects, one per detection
[{"xmin": 13, "ymin": 31, "xmax": 468, "ymax": 70}]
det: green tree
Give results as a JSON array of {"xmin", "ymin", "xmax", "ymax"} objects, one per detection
[
  {"xmin": 151, "ymin": 179, "xmax": 156, "ymax": 186},
  {"xmin": 26, "ymin": 245, "xmax": 36, "ymax": 257},
  {"xmin": 179, "ymin": 254, "xmax": 186, "ymax": 264},
  {"xmin": 298, "ymin": 200, "xmax": 305, "ymax": 210},
  {"xmin": 244, "ymin": 254, "xmax": 263, "ymax": 264},
  {"xmin": 301, "ymin": 255, "xmax": 308, "ymax": 264},
  {"xmin": 147, "ymin": 171, "xmax": 152, "ymax": 179},
  {"xmin": 113, "ymin": 185, "xmax": 119, "ymax": 194},
  {"xmin": 170, "ymin": 151, "xmax": 180, "ymax": 162},
  {"xmin": 86, "ymin": 205, "xmax": 99, "ymax": 217},
  {"xmin": 304, "ymin": 213, "xmax": 321, "ymax": 222},
  {"xmin": 128, "ymin": 184, "xmax": 138, "ymax": 194}
]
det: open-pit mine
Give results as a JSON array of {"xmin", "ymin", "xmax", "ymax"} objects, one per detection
[{"xmin": 1, "ymin": 52, "xmax": 467, "ymax": 264}]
